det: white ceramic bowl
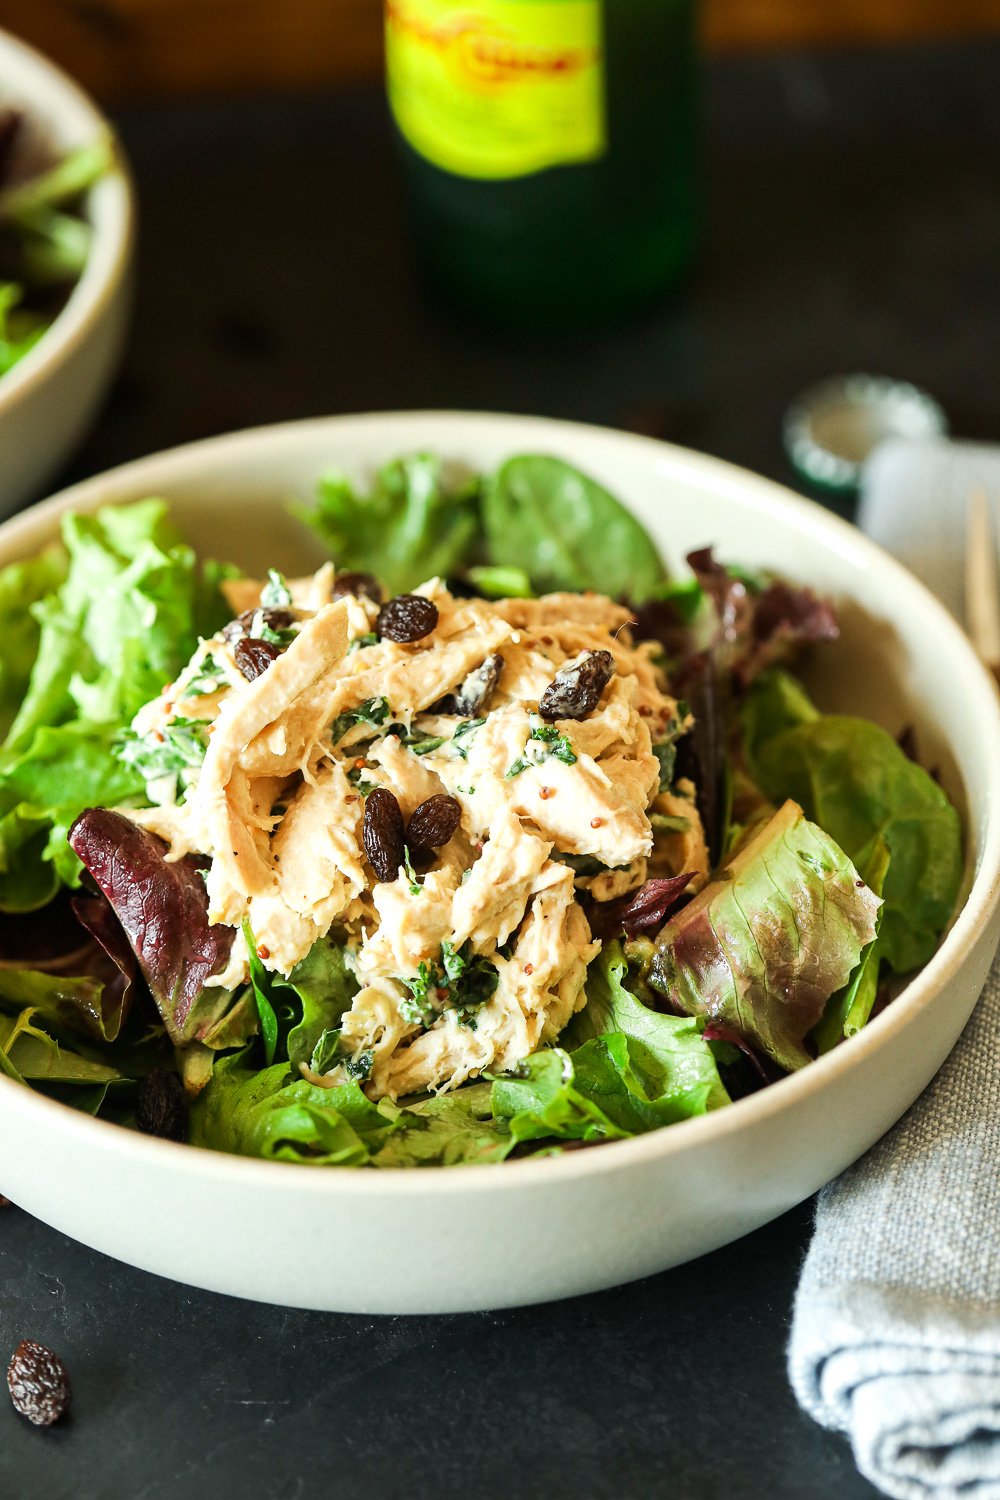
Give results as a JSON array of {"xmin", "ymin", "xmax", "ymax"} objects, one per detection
[
  {"xmin": 0, "ymin": 29, "xmax": 134, "ymax": 512},
  {"xmin": 1, "ymin": 412, "xmax": 998, "ymax": 1315}
]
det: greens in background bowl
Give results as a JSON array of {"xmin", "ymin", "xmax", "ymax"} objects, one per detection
[
  {"xmin": 0, "ymin": 411, "xmax": 993, "ymax": 1316},
  {"xmin": 0, "ymin": 31, "xmax": 133, "ymax": 512},
  {"xmin": 0, "ymin": 114, "xmax": 113, "ymax": 379}
]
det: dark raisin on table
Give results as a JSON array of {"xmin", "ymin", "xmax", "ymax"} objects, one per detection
[
  {"xmin": 376, "ymin": 594, "xmax": 439, "ymax": 644},
  {"xmin": 363, "ymin": 787, "xmax": 406, "ymax": 882},
  {"xmin": 407, "ymin": 795, "xmax": 462, "ymax": 850},
  {"xmin": 332, "ymin": 571, "xmax": 383, "ymax": 604},
  {"xmin": 7, "ymin": 1340, "xmax": 71, "ymax": 1427},
  {"xmin": 135, "ymin": 1070, "xmax": 189, "ymax": 1143},
  {"xmin": 539, "ymin": 650, "xmax": 615, "ymax": 721},
  {"xmin": 234, "ymin": 637, "xmax": 281, "ymax": 681}
]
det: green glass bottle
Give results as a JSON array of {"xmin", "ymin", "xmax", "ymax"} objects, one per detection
[{"xmin": 385, "ymin": 0, "xmax": 699, "ymax": 329}]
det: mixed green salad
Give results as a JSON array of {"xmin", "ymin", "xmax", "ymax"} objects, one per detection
[
  {"xmin": 0, "ymin": 453, "xmax": 962, "ymax": 1167},
  {"xmin": 0, "ymin": 111, "xmax": 112, "ymax": 379}
]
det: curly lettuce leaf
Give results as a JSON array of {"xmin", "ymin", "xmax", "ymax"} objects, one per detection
[
  {"xmin": 743, "ymin": 672, "xmax": 962, "ymax": 973},
  {"xmin": 0, "ymin": 1006, "xmax": 123, "ymax": 1089},
  {"xmin": 0, "ymin": 501, "xmax": 234, "ymax": 907},
  {"xmin": 492, "ymin": 945, "xmax": 730, "ymax": 1146},
  {"xmin": 0, "ymin": 958, "xmax": 131, "ymax": 1048},
  {"xmin": 369, "ymin": 1084, "xmax": 513, "ymax": 1168},
  {"xmin": 0, "ymin": 548, "xmax": 66, "ymax": 739},
  {"xmin": 650, "ymin": 801, "xmax": 880, "ymax": 1072},
  {"xmin": 191, "ymin": 1054, "xmax": 395, "ymax": 1167},
  {"xmin": 300, "ymin": 454, "xmax": 480, "ymax": 597}
]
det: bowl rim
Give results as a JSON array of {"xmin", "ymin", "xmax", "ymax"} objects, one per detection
[
  {"xmin": 1, "ymin": 408, "xmax": 998, "ymax": 1198},
  {"xmin": 0, "ymin": 28, "xmax": 134, "ymax": 417}
]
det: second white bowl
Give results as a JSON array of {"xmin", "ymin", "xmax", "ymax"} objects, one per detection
[{"xmin": 0, "ymin": 29, "xmax": 134, "ymax": 513}]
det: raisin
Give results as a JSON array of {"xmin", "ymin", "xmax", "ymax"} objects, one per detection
[
  {"xmin": 539, "ymin": 650, "xmax": 615, "ymax": 721},
  {"xmin": 135, "ymin": 1070, "xmax": 188, "ymax": 1143},
  {"xmin": 221, "ymin": 606, "xmax": 298, "ymax": 644},
  {"xmin": 234, "ymin": 637, "xmax": 281, "ymax": 682},
  {"xmin": 332, "ymin": 571, "xmax": 382, "ymax": 604},
  {"xmin": 7, "ymin": 1340, "xmax": 71, "ymax": 1427},
  {"xmin": 407, "ymin": 795, "xmax": 461, "ymax": 850},
  {"xmin": 436, "ymin": 652, "xmax": 505, "ymax": 716},
  {"xmin": 363, "ymin": 788, "xmax": 405, "ymax": 882},
  {"xmin": 376, "ymin": 594, "xmax": 438, "ymax": 644}
]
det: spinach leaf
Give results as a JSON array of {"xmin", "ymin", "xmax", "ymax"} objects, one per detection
[
  {"xmin": 285, "ymin": 939, "xmax": 359, "ymax": 1073},
  {"xmin": 243, "ymin": 920, "xmax": 283, "ymax": 1066},
  {"xmin": 482, "ymin": 455, "xmax": 667, "ymax": 601},
  {"xmin": 744, "ymin": 675, "xmax": 962, "ymax": 973}
]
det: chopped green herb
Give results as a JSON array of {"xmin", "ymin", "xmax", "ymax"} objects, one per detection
[
  {"xmin": 183, "ymin": 652, "xmax": 225, "ymax": 698},
  {"xmin": 331, "ymin": 696, "xmax": 390, "ymax": 745},
  {"xmin": 450, "ymin": 717, "xmax": 486, "ymax": 760},
  {"xmin": 348, "ymin": 632, "xmax": 379, "ymax": 654},
  {"xmin": 506, "ymin": 715, "xmax": 577, "ymax": 779},
  {"xmin": 389, "ymin": 723, "xmax": 446, "ymax": 755},
  {"xmin": 402, "ymin": 846, "xmax": 422, "ymax": 897},
  {"xmin": 309, "ymin": 1027, "xmax": 375, "ymax": 1082},
  {"xmin": 116, "ymin": 717, "xmax": 210, "ymax": 784},
  {"xmin": 260, "ymin": 569, "xmax": 293, "ymax": 608},
  {"xmin": 346, "ymin": 766, "xmax": 378, "ymax": 797},
  {"xmin": 398, "ymin": 942, "xmax": 499, "ymax": 1029},
  {"xmin": 256, "ymin": 619, "xmax": 297, "ymax": 648},
  {"xmin": 345, "ymin": 1049, "xmax": 375, "ymax": 1082}
]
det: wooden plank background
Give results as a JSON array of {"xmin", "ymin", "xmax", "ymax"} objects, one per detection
[{"xmin": 5, "ymin": 0, "xmax": 1000, "ymax": 103}]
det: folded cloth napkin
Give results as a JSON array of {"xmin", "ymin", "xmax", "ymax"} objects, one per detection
[{"xmin": 788, "ymin": 436, "xmax": 1000, "ymax": 1500}]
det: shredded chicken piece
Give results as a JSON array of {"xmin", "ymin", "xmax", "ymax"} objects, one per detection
[{"xmin": 115, "ymin": 569, "xmax": 686, "ymax": 1098}]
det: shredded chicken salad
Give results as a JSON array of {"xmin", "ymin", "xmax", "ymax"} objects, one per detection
[{"xmin": 0, "ymin": 453, "xmax": 962, "ymax": 1167}]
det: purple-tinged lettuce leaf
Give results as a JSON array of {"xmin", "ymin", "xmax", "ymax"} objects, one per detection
[
  {"xmin": 68, "ymin": 808, "xmax": 236, "ymax": 1046},
  {"xmin": 587, "ymin": 873, "xmax": 694, "ymax": 941},
  {"xmin": 742, "ymin": 679, "xmax": 961, "ymax": 974},
  {"xmin": 650, "ymin": 800, "xmax": 880, "ymax": 1072},
  {"xmin": 671, "ymin": 650, "xmax": 731, "ymax": 864}
]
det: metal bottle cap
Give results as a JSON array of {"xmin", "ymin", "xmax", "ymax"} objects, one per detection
[{"xmin": 784, "ymin": 375, "xmax": 949, "ymax": 493}]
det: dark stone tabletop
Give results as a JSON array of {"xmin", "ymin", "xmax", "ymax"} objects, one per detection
[{"xmin": 4, "ymin": 37, "xmax": 1000, "ymax": 1500}]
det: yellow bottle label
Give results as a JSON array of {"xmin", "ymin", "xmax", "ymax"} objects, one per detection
[{"xmin": 385, "ymin": 0, "xmax": 606, "ymax": 181}]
